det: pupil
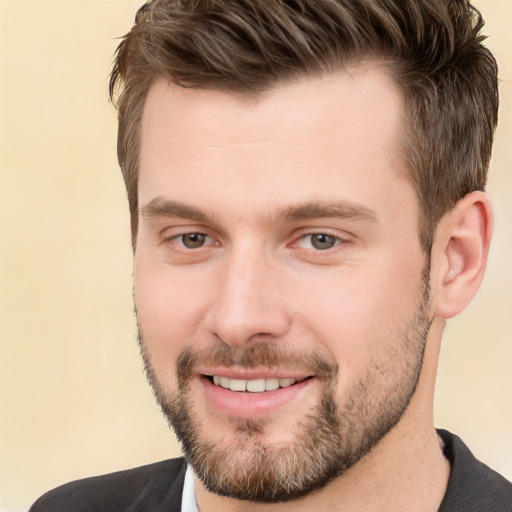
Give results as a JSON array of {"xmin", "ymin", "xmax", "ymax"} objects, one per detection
[
  {"xmin": 312, "ymin": 234, "xmax": 335, "ymax": 250},
  {"xmin": 183, "ymin": 233, "xmax": 205, "ymax": 248}
]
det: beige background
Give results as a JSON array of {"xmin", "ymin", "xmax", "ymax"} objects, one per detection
[{"xmin": 0, "ymin": 1, "xmax": 510, "ymax": 510}]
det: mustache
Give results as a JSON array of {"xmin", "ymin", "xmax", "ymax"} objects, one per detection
[{"xmin": 176, "ymin": 343, "xmax": 338, "ymax": 383}]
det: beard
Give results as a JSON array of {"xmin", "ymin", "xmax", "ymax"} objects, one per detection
[{"xmin": 137, "ymin": 267, "xmax": 432, "ymax": 503}]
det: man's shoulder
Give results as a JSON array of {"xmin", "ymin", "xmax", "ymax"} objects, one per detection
[
  {"xmin": 438, "ymin": 429, "xmax": 512, "ymax": 511},
  {"xmin": 30, "ymin": 457, "xmax": 187, "ymax": 512}
]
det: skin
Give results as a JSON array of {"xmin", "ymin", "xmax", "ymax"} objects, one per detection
[{"xmin": 134, "ymin": 65, "xmax": 492, "ymax": 511}]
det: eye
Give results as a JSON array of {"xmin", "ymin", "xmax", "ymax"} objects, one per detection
[
  {"xmin": 176, "ymin": 233, "xmax": 211, "ymax": 249},
  {"xmin": 298, "ymin": 233, "xmax": 341, "ymax": 250}
]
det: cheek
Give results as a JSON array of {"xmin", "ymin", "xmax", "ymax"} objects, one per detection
[
  {"xmin": 134, "ymin": 264, "xmax": 208, "ymax": 384},
  {"xmin": 291, "ymin": 256, "xmax": 425, "ymax": 378}
]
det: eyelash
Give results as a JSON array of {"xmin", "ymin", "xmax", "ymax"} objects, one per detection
[
  {"xmin": 167, "ymin": 232, "xmax": 216, "ymax": 249},
  {"xmin": 292, "ymin": 232, "xmax": 346, "ymax": 251}
]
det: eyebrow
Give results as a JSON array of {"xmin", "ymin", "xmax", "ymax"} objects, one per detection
[
  {"xmin": 140, "ymin": 197, "xmax": 378, "ymax": 225},
  {"xmin": 140, "ymin": 198, "xmax": 209, "ymax": 222},
  {"xmin": 274, "ymin": 201, "xmax": 378, "ymax": 224}
]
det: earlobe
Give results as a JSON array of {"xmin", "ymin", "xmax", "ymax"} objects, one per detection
[{"xmin": 433, "ymin": 191, "xmax": 493, "ymax": 319}]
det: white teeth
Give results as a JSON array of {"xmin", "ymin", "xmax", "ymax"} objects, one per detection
[
  {"xmin": 229, "ymin": 379, "xmax": 246, "ymax": 392},
  {"xmin": 265, "ymin": 378, "xmax": 280, "ymax": 391},
  {"xmin": 279, "ymin": 378, "xmax": 296, "ymax": 388},
  {"xmin": 212, "ymin": 376, "xmax": 298, "ymax": 392},
  {"xmin": 246, "ymin": 379, "xmax": 265, "ymax": 392}
]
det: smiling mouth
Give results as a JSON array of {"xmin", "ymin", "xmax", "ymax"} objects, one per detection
[{"xmin": 205, "ymin": 375, "xmax": 311, "ymax": 393}]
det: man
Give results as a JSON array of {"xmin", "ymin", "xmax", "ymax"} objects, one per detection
[{"xmin": 31, "ymin": 0, "xmax": 511, "ymax": 510}]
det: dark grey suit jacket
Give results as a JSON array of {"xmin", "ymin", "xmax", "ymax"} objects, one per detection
[
  {"xmin": 30, "ymin": 457, "xmax": 187, "ymax": 512},
  {"xmin": 31, "ymin": 430, "xmax": 512, "ymax": 511}
]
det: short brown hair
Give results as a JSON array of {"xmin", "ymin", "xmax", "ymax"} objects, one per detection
[{"xmin": 109, "ymin": 0, "xmax": 499, "ymax": 252}]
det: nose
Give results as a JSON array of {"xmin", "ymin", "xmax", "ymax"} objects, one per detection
[{"xmin": 204, "ymin": 248, "xmax": 292, "ymax": 348}]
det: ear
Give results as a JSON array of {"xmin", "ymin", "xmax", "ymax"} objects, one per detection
[{"xmin": 432, "ymin": 191, "xmax": 493, "ymax": 319}]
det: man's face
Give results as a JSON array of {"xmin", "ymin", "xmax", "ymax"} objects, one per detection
[{"xmin": 135, "ymin": 68, "xmax": 432, "ymax": 502}]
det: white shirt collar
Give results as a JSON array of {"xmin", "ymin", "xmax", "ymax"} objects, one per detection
[{"xmin": 181, "ymin": 465, "xmax": 199, "ymax": 512}]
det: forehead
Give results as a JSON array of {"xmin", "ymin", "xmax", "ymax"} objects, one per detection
[
  {"xmin": 138, "ymin": 66, "xmax": 409, "ymax": 220},
  {"xmin": 141, "ymin": 65, "xmax": 404, "ymax": 150}
]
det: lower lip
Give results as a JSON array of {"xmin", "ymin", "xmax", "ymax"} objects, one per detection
[{"xmin": 200, "ymin": 376, "xmax": 314, "ymax": 419}]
